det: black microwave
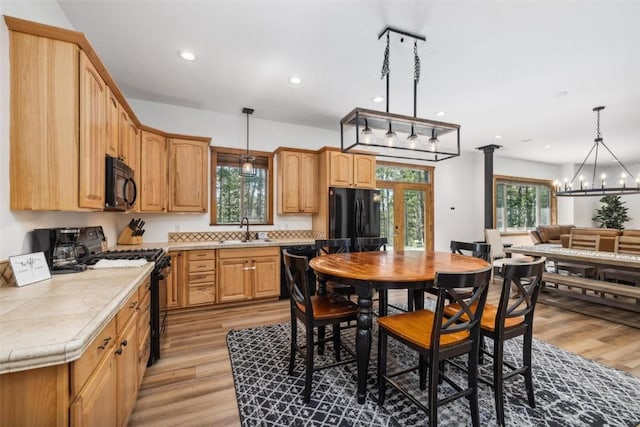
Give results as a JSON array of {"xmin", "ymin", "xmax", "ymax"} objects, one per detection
[{"xmin": 105, "ymin": 156, "xmax": 137, "ymax": 211}]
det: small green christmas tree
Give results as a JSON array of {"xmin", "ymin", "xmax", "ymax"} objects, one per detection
[{"xmin": 592, "ymin": 195, "xmax": 631, "ymax": 230}]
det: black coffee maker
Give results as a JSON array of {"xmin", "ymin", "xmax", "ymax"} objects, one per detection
[{"xmin": 32, "ymin": 227, "xmax": 106, "ymax": 274}]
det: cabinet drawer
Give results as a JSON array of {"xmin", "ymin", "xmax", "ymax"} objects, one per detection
[
  {"xmin": 71, "ymin": 317, "xmax": 116, "ymax": 397},
  {"xmin": 188, "ymin": 271, "xmax": 216, "ymax": 284},
  {"xmin": 218, "ymin": 246, "xmax": 280, "ymax": 259},
  {"xmin": 188, "ymin": 250, "xmax": 216, "ymax": 261},
  {"xmin": 188, "ymin": 285, "xmax": 216, "ymax": 305},
  {"xmin": 188, "ymin": 259, "xmax": 216, "ymax": 272},
  {"xmin": 116, "ymin": 290, "xmax": 139, "ymax": 334}
]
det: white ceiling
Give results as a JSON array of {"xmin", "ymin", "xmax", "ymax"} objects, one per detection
[{"xmin": 57, "ymin": 0, "xmax": 640, "ymax": 166}]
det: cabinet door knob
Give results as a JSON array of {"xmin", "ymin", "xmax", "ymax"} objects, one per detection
[{"xmin": 121, "ymin": 339, "xmax": 128, "ymax": 347}]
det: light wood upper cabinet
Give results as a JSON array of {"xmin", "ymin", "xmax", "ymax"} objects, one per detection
[
  {"xmin": 328, "ymin": 151, "xmax": 376, "ymax": 189},
  {"xmin": 106, "ymin": 88, "xmax": 119, "ymax": 158},
  {"xmin": 9, "ymin": 32, "xmax": 80, "ymax": 211},
  {"xmin": 78, "ymin": 51, "xmax": 107, "ymax": 209},
  {"xmin": 140, "ymin": 131, "xmax": 167, "ymax": 212},
  {"xmin": 278, "ymin": 150, "xmax": 319, "ymax": 214},
  {"xmin": 353, "ymin": 154, "xmax": 376, "ymax": 188},
  {"xmin": 168, "ymin": 138, "xmax": 209, "ymax": 212}
]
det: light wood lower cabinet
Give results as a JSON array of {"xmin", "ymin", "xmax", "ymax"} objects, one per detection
[
  {"xmin": 70, "ymin": 352, "xmax": 117, "ymax": 427},
  {"xmin": 160, "ymin": 251, "xmax": 184, "ymax": 310},
  {"xmin": 0, "ymin": 278, "xmax": 149, "ymax": 427},
  {"xmin": 137, "ymin": 281, "xmax": 151, "ymax": 386},
  {"xmin": 115, "ymin": 308, "xmax": 138, "ymax": 427},
  {"xmin": 218, "ymin": 247, "xmax": 280, "ymax": 302}
]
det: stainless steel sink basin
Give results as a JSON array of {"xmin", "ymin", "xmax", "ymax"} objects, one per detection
[{"xmin": 217, "ymin": 239, "xmax": 274, "ymax": 244}]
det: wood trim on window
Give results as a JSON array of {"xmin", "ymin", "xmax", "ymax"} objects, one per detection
[
  {"xmin": 210, "ymin": 146, "xmax": 274, "ymax": 225},
  {"xmin": 492, "ymin": 174, "xmax": 557, "ymax": 229}
]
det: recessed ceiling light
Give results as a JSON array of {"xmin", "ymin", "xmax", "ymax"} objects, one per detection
[
  {"xmin": 494, "ymin": 135, "xmax": 503, "ymax": 140},
  {"xmin": 544, "ymin": 144, "xmax": 552, "ymax": 148},
  {"xmin": 372, "ymin": 96, "xmax": 384, "ymax": 103},
  {"xmin": 289, "ymin": 76, "xmax": 302, "ymax": 85},
  {"xmin": 435, "ymin": 111, "xmax": 446, "ymax": 117},
  {"xmin": 555, "ymin": 90, "xmax": 569, "ymax": 98},
  {"xmin": 178, "ymin": 50, "xmax": 196, "ymax": 61}
]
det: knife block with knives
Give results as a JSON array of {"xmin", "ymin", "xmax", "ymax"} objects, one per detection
[{"xmin": 117, "ymin": 218, "xmax": 146, "ymax": 245}]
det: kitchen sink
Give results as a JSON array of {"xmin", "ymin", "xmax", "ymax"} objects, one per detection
[{"xmin": 217, "ymin": 239, "xmax": 274, "ymax": 244}]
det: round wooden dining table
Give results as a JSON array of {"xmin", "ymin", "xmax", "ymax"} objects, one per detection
[{"xmin": 309, "ymin": 250, "xmax": 490, "ymax": 404}]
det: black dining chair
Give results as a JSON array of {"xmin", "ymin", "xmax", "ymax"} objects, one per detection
[
  {"xmin": 450, "ymin": 240, "xmax": 491, "ymax": 261},
  {"xmin": 355, "ymin": 236, "xmax": 387, "ymax": 253},
  {"xmin": 282, "ymin": 250, "xmax": 357, "ymax": 403},
  {"xmin": 314, "ymin": 238, "xmax": 353, "ymax": 299},
  {"xmin": 444, "ymin": 258, "xmax": 545, "ymax": 426},
  {"xmin": 377, "ymin": 266, "xmax": 492, "ymax": 427}
]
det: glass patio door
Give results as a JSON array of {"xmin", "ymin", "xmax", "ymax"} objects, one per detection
[{"xmin": 378, "ymin": 184, "xmax": 431, "ymax": 251}]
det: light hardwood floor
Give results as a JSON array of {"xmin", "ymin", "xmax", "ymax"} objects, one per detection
[{"xmin": 129, "ymin": 285, "xmax": 640, "ymax": 426}]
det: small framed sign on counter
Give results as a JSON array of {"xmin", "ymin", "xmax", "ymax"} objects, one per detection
[{"xmin": 9, "ymin": 252, "xmax": 51, "ymax": 287}]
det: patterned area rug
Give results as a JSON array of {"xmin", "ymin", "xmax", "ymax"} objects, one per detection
[{"xmin": 227, "ymin": 322, "xmax": 640, "ymax": 426}]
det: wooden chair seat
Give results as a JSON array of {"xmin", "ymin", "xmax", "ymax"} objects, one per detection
[
  {"xmin": 444, "ymin": 302, "xmax": 524, "ymax": 332},
  {"xmin": 296, "ymin": 296, "xmax": 358, "ymax": 320},
  {"xmin": 378, "ymin": 310, "xmax": 471, "ymax": 349}
]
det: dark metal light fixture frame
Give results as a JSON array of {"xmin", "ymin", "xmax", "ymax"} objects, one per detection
[
  {"xmin": 341, "ymin": 26, "xmax": 461, "ymax": 162},
  {"xmin": 555, "ymin": 106, "xmax": 640, "ymax": 197},
  {"xmin": 239, "ymin": 107, "xmax": 256, "ymax": 177}
]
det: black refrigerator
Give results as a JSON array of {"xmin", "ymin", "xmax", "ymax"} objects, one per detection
[{"xmin": 329, "ymin": 187, "xmax": 381, "ymax": 246}]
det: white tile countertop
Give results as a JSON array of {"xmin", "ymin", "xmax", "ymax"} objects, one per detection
[{"xmin": 0, "ymin": 263, "xmax": 153, "ymax": 374}]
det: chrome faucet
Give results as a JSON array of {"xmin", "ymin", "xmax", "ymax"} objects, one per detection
[{"xmin": 240, "ymin": 216, "xmax": 251, "ymax": 242}]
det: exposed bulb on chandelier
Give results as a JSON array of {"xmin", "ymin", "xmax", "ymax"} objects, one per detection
[
  {"xmin": 384, "ymin": 124, "xmax": 397, "ymax": 146},
  {"xmin": 360, "ymin": 119, "xmax": 374, "ymax": 144}
]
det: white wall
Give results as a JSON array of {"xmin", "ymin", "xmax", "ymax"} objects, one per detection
[{"xmin": 432, "ymin": 152, "xmax": 485, "ymax": 251}]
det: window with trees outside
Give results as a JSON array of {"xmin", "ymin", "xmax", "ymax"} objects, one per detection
[
  {"xmin": 210, "ymin": 147, "xmax": 273, "ymax": 225},
  {"xmin": 494, "ymin": 175, "xmax": 556, "ymax": 232}
]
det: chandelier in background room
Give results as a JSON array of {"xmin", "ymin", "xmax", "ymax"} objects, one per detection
[
  {"xmin": 239, "ymin": 107, "xmax": 256, "ymax": 177},
  {"xmin": 340, "ymin": 26, "xmax": 460, "ymax": 162},
  {"xmin": 555, "ymin": 106, "xmax": 640, "ymax": 197}
]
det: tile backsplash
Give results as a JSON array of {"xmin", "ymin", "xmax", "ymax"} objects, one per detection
[
  {"xmin": 168, "ymin": 229, "xmax": 323, "ymax": 242},
  {"xmin": 0, "ymin": 261, "xmax": 16, "ymax": 288}
]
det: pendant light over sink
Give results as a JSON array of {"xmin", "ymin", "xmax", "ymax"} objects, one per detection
[
  {"xmin": 340, "ymin": 27, "xmax": 460, "ymax": 163},
  {"xmin": 239, "ymin": 107, "xmax": 256, "ymax": 177}
]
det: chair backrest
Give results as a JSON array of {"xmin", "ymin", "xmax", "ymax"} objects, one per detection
[
  {"xmin": 494, "ymin": 258, "xmax": 546, "ymax": 331},
  {"xmin": 569, "ymin": 234, "xmax": 600, "ymax": 251},
  {"xmin": 615, "ymin": 235, "xmax": 640, "ymax": 255},
  {"xmin": 484, "ymin": 229, "xmax": 505, "ymax": 260},
  {"xmin": 282, "ymin": 250, "xmax": 314, "ymax": 315},
  {"xmin": 431, "ymin": 267, "xmax": 492, "ymax": 348},
  {"xmin": 355, "ymin": 237, "xmax": 387, "ymax": 252},
  {"xmin": 450, "ymin": 240, "xmax": 491, "ymax": 262},
  {"xmin": 315, "ymin": 238, "xmax": 351, "ymax": 256}
]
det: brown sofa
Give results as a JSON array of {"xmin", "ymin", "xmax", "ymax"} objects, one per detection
[
  {"xmin": 559, "ymin": 228, "xmax": 640, "ymax": 252},
  {"xmin": 531, "ymin": 225, "xmax": 575, "ymax": 244}
]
